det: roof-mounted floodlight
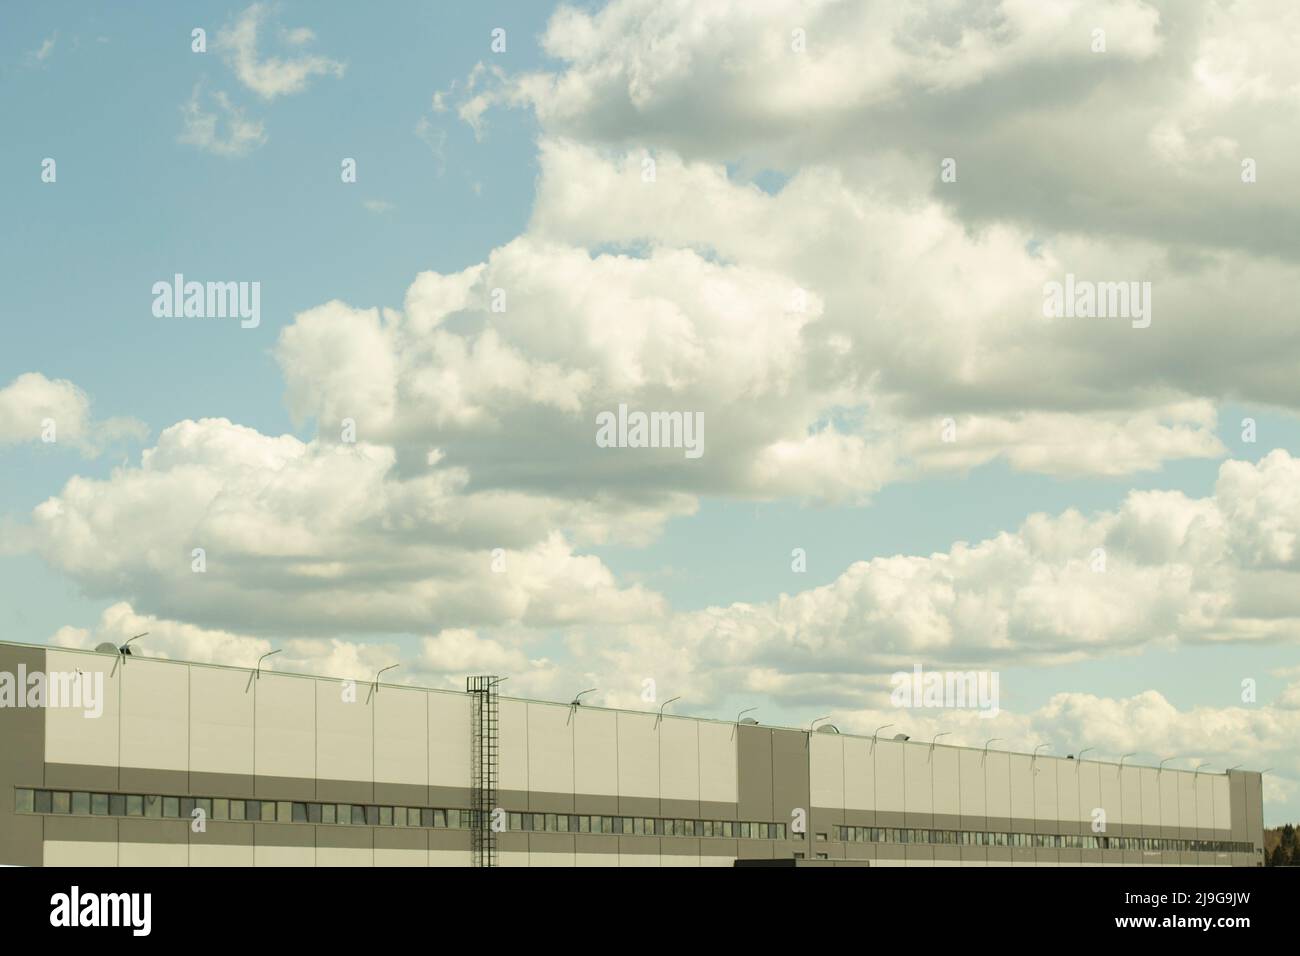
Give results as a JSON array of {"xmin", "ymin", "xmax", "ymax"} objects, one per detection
[
  {"xmin": 570, "ymin": 688, "xmax": 597, "ymax": 708},
  {"xmin": 120, "ymin": 632, "xmax": 147, "ymax": 656},
  {"xmin": 373, "ymin": 664, "xmax": 399, "ymax": 694},
  {"xmin": 255, "ymin": 648, "xmax": 281, "ymax": 680},
  {"xmin": 655, "ymin": 696, "xmax": 681, "ymax": 729},
  {"xmin": 871, "ymin": 724, "xmax": 894, "ymax": 752}
]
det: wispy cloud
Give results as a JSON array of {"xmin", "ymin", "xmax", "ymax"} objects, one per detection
[
  {"xmin": 178, "ymin": 85, "xmax": 267, "ymax": 157},
  {"xmin": 25, "ymin": 33, "xmax": 57, "ymax": 66},
  {"xmin": 414, "ymin": 115, "xmax": 447, "ymax": 174},
  {"xmin": 217, "ymin": 3, "xmax": 344, "ymax": 100}
]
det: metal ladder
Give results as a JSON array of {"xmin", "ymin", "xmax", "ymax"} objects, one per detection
[{"xmin": 467, "ymin": 676, "xmax": 500, "ymax": 867}]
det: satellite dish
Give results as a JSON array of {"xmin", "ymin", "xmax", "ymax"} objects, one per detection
[
  {"xmin": 94, "ymin": 642, "xmax": 119, "ymax": 654},
  {"xmin": 816, "ymin": 724, "xmax": 840, "ymax": 734},
  {"xmin": 740, "ymin": 717, "xmax": 759, "ymax": 725}
]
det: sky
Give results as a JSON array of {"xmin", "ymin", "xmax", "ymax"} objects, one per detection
[{"xmin": 1, "ymin": 0, "xmax": 1298, "ymax": 826}]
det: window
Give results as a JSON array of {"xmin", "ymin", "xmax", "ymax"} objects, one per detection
[
  {"xmin": 195, "ymin": 798, "xmax": 211, "ymax": 820},
  {"xmin": 162, "ymin": 796, "xmax": 180, "ymax": 818},
  {"xmin": 230, "ymin": 800, "xmax": 246, "ymax": 822},
  {"xmin": 34, "ymin": 790, "xmax": 52, "ymax": 814},
  {"xmin": 420, "ymin": 808, "xmax": 432, "ymax": 828},
  {"xmin": 213, "ymin": 798, "xmax": 229, "ymax": 821},
  {"xmin": 379, "ymin": 806, "xmax": 393, "ymax": 827},
  {"xmin": 15, "ymin": 788, "xmax": 33, "ymax": 813},
  {"xmin": 293, "ymin": 803, "xmax": 308, "ymax": 823},
  {"xmin": 274, "ymin": 801, "xmax": 289, "ymax": 823},
  {"xmin": 110, "ymin": 794, "xmax": 126, "ymax": 817},
  {"xmin": 180, "ymin": 797, "xmax": 196, "ymax": 818},
  {"xmin": 815, "ymin": 831, "xmax": 827, "ymax": 842},
  {"xmin": 323, "ymin": 804, "xmax": 337, "ymax": 824},
  {"xmin": 53, "ymin": 792, "xmax": 71, "ymax": 814},
  {"xmin": 71, "ymin": 792, "xmax": 90, "ymax": 815},
  {"xmin": 245, "ymin": 800, "xmax": 260, "ymax": 821},
  {"xmin": 126, "ymin": 795, "xmax": 143, "ymax": 817},
  {"xmin": 407, "ymin": 808, "xmax": 420, "ymax": 827},
  {"xmin": 92, "ymin": 793, "xmax": 109, "ymax": 815},
  {"xmin": 354, "ymin": 805, "xmax": 368, "ymax": 826}
]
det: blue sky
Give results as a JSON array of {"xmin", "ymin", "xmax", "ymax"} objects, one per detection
[{"xmin": 2, "ymin": 1, "xmax": 1299, "ymax": 825}]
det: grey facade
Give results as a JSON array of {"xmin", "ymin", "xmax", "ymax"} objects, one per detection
[{"xmin": 0, "ymin": 640, "xmax": 1266, "ymax": 866}]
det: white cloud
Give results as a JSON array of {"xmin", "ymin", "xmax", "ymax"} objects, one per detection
[
  {"xmin": 559, "ymin": 452, "xmax": 1300, "ymax": 714},
  {"xmin": 28, "ymin": 417, "xmax": 666, "ymax": 636},
  {"xmin": 0, "ymin": 373, "xmax": 146, "ymax": 456},
  {"xmin": 217, "ymin": 3, "xmax": 344, "ymax": 100},
  {"xmin": 178, "ymin": 86, "xmax": 268, "ymax": 157},
  {"xmin": 26, "ymin": 34, "xmax": 57, "ymax": 65}
]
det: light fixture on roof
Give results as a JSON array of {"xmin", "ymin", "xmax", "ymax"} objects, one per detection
[
  {"xmin": 654, "ymin": 696, "xmax": 681, "ymax": 729},
  {"xmin": 871, "ymin": 723, "xmax": 894, "ymax": 752},
  {"xmin": 816, "ymin": 724, "xmax": 839, "ymax": 734},
  {"xmin": 373, "ymin": 663, "xmax": 400, "ymax": 694},
  {"xmin": 893, "ymin": 733, "xmax": 910, "ymax": 742},
  {"xmin": 119, "ymin": 632, "xmax": 147, "ymax": 656},
  {"xmin": 255, "ymin": 648, "xmax": 281, "ymax": 680},
  {"xmin": 570, "ymin": 688, "xmax": 597, "ymax": 708}
]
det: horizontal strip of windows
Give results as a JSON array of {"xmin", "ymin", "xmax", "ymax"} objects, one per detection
[
  {"xmin": 16, "ymin": 788, "xmax": 463, "ymax": 828},
  {"xmin": 506, "ymin": 812, "xmax": 785, "ymax": 840},
  {"xmin": 835, "ymin": 825, "xmax": 1252, "ymax": 855},
  {"xmin": 14, "ymin": 789, "xmax": 787, "ymax": 840}
]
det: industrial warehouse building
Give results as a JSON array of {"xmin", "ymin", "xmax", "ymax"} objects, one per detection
[{"xmin": 0, "ymin": 639, "xmax": 1265, "ymax": 867}]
